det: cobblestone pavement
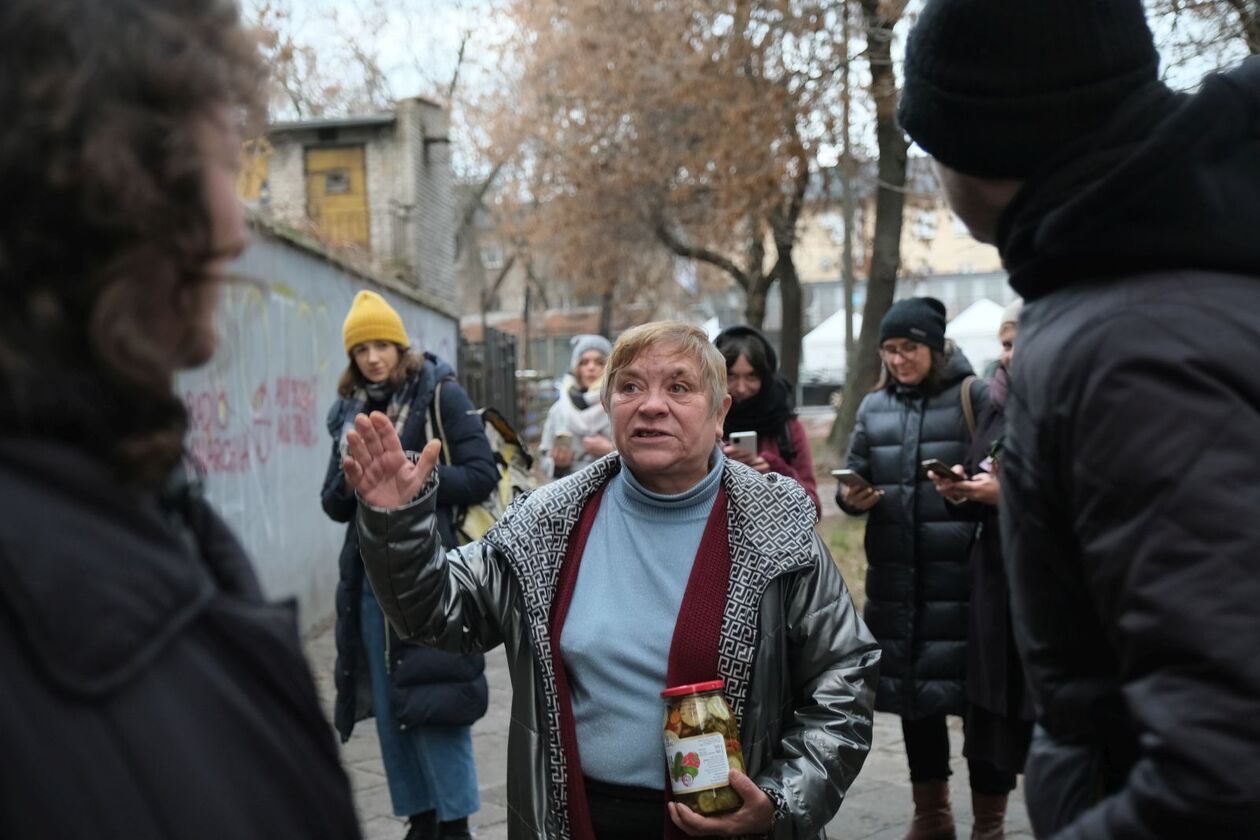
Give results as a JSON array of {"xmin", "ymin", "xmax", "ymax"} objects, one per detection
[{"xmin": 305, "ymin": 622, "xmax": 1031, "ymax": 840}]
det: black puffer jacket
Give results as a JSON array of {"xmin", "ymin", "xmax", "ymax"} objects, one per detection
[
  {"xmin": 998, "ymin": 59, "xmax": 1260, "ymax": 838},
  {"xmin": 840, "ymin": 349, "xmax": 985, "ymax": 718},
  {"xmin": 0, "ymin": 439, "xmax": 360, "ymax": 839},
  {"xmin": 321, "ymin": 354, "xmax": 496, "ymax": 742}
]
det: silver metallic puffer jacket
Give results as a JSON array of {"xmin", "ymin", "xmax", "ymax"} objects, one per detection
[{"xmin": 357, "ymin": 454, "xmax": 880, "ymax": 839}]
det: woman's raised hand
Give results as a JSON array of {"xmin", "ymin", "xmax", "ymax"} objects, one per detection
[{"xmin": 343, "ymin": 412, "xmax": 441, "ymax": 509}]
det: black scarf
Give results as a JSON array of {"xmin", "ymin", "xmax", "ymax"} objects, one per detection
[{"xmin": 723, "ymin": 374, "xmax": 797, "ymax": 462}]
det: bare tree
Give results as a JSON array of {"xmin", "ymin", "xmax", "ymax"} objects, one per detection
[
  {"xmin": 1148, "ymin": 0, "xmax": 1255, "ymax": 80},
  {"xmin": 246, "ymin": 0, "xmax": 396, "ymax": 119},
  {"xmin": 487, "ymin": 0, "xmax": 856, "ymax": 384},
  {"xmin": 828, "ymin": 0, "xmax": 910, "ymax": 451}
]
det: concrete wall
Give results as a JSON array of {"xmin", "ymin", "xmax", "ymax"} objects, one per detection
[
  {"xmin": 178, "ymin": 223, "xmax": 457, "ymax": 632},
  {"xmin": 266, "ymin": 141, "xmax": 306, "ymax": 223}
]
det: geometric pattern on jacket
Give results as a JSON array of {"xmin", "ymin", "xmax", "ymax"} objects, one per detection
[{"xmin": 482, "ymin": 453, "xmax": 818, "ymax": 838}]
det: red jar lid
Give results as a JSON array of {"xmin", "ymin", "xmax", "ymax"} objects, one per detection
[{"xmin": 660, "ymin": 680, "xmax": 724, "ymax": 698}]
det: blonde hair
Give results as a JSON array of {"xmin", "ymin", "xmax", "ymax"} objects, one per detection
[{"xmin": 601, "ymin": 321, "xmax": 727, "ymax": 414}]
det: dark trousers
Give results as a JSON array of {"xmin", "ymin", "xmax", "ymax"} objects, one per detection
[
  {"xmin": 585, "ymin": 777, "xmax": 665, "ymax": 840},
  {"xmin": 902, "ymin": 715, "xmax": 1017, "ymax": 795}
]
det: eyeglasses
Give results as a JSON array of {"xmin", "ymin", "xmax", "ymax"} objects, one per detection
[{"xmin": 879, "ymin": 342, "xmax": 922, "ymax": 361}]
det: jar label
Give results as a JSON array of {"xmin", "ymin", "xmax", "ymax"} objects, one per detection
[{"xmin": 664, "ymin": 732, "xmax": 731, "ymax": 794}]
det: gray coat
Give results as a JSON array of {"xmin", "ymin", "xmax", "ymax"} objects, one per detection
[{"xmin": 357, "ymin": 454, "xmax": 881, "ymax": 839}]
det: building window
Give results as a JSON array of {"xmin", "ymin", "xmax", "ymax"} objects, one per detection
[{"xmin": 324, "ymin": 170, "xmax": 351, "ymax": 195}]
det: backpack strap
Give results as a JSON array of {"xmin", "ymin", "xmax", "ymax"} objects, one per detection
[
  {"xmin": 425, "ymin": 378, "xmax": 455, "ymax": 467},
  {"xmin": 960, "ymin": 374, "xmax": 978, "ymax": 438}
]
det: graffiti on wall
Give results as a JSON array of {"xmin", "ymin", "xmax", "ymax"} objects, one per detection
[
  {"xmin": 176, "ymin": 232, "xmax": 458, "ymax": 628},
  {"xmin": 185, "ymin": 374, "xmax": 320, "ymax": 475}
]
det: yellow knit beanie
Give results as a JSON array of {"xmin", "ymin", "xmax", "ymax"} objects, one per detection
[{"xmin": 343, "ymin": 290, "xmax": 409, "ymax": 352}]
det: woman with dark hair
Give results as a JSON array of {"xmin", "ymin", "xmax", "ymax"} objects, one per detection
[
  {"xmin": 0, "ymin": 0, "xmax": 359, "ymax": 837},
  {"xmin": 838, "ymin": 297, "xmax": 1000, "ymax": 840},
  {"xmin": 321, "ymin": 290, "xmax": 497, "ymax": 840},
  {"xmin": 714, "ymin": 325, "xmax": 820, "ymax": 514}
]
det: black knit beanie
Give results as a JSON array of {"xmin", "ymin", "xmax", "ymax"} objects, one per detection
[
  {"xmin": 879, "ymin": 297, "xmax": 947, "ymax": 352},
  {"xmin": 898, "ymin": 0, "xmax": 1160, "ymax": 180}
]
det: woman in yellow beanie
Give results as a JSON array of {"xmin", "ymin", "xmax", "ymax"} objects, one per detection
[{"xmin": 320, "ymin": 289, "xmax": 498, "ymax": 840}]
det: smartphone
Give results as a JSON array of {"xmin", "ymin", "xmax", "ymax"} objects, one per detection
[
  {"xmin": 921, "ymin": 459, "xmax": 964, "ymax": 482},
  {"xmin": 832, "ymin": 469, "xmax": 872, "ymax": 490},
  {"xmin": 728, "ymin": 430, "xmax": 758, "ymax": 459}
]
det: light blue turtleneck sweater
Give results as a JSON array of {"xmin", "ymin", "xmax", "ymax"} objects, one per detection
[{"xmin": 559, "ymin": 451, "xmax": 724, "ymax": 788}]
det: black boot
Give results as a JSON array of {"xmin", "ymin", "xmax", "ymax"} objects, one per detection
[
  {"xmin": 403, "ymin": 810, "xmax": 437, "ymax": 840},
  {"xmin": 437, "ymin": 816, "xmax": 472, "ymax": 839}
]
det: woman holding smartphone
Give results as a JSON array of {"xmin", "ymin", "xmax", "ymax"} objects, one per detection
[
  {"xmin": 714, "ymin": 325, "xmax": 820, "ymax": 514},
  {"xmin": 838, "ymin": 297, "xmax": 998, "ymax": 840},
  {"xmin": 929, "ymin": 301, "xmax": 1032, "ymax": 840}
]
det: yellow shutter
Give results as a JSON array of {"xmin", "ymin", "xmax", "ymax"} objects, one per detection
[{"xmin": 305, "ymin": 146, "xmax": 370, "ymax": 249}]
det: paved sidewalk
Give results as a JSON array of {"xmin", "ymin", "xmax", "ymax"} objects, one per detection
[{"xmin": 305, "ymin": 622, "xmax": 1031, "ymax": 840}]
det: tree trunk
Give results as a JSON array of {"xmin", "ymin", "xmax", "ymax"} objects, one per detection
[
  {"xmin": 744, "ymin": 278, "xmax": 769, "ymax": 330},
  {"xmin": 829, "ymin": 0, "xmax": 910, "ymax": 452},
  {"xmin": 840, "ymin": 0, "xmax": 857, "ymax": 362},
  {"xmin": 598, "ymin": 283, "xmax": 615, "ymax": 338},
  {"xmin": 777, "ymin": 256, "xmax": 803, "ymax": 386}
]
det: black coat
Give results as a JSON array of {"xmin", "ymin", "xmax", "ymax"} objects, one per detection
[
  {"xmin": 321, "ymin": 354, "xmax": 496, "ymax": 742},
  {"xmin": 944, "ymin": 381, "xmax": 1031, "ymax": 725},
  {"xmin": 0, "ymin": 439, "xmax": 360, "ymax": 840},
  {"xmin": 998, "ymin": 59, "xmax": 1260, "ymax": 837},
  {"xmin": 841, "ymin": 349, "xmax": 986, "ymax": 718}
]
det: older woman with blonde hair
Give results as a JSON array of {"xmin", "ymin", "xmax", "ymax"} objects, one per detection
[{"xmin": 342, "ymin": 321, "xmax": 881, "ymax": 840}]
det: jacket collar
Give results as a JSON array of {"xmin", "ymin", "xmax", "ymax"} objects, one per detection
[
  {"xmin": 0, "ymin": 438, "xmax": 215, "ymax": 698},
  {"xmin": 486, "ymin": 452, "xmax": 816, "ymax": 575}
]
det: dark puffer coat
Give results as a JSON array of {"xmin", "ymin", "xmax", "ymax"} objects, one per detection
[
  {"xmin": 997, "ymin": 59, "xmax": 1260, "ymax": 837},
  {"xmin": 840, "ymin": 348, "xmax": 985, "ymax": 718},
  {"xmin": 0, "ymin": 438, "xmax": 360, "ymax": 839},
  {"xmin": 321, "ymin": 354, "xmax": 496, "ymax": 742}
]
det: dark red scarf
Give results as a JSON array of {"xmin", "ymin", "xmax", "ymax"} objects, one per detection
[{"xmin": 548, "ymin": 481, "xmax": 732, "ymax": 840}]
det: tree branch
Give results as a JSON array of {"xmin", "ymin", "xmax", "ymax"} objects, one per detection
[
  {"xmin": 655, "ymin": 220, "xmax": 751, "ymax": 292},
  {"xmin": 454, "ymin": 158, "xmax": 507, "ymax": 259}
]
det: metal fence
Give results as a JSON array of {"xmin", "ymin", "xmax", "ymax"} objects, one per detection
[{"xmin": 458, "ymin": 327, "xmax": 520, "ymax": 430}]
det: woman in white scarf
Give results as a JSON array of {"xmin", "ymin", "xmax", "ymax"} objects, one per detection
[{"xmin": 540, "ymin": 334, "xmax": 614, "ymax": 479}]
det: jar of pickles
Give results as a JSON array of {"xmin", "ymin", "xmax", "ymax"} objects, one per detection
[{"xmin": 660, "ymin": 680, "xmax": 745, "ymax": 816}]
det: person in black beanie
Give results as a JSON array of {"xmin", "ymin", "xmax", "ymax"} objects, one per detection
[
  {"xmin": 839, "ymin": 297, "xmax": 992, "ymax": 840},
  {"xmin": 878, "ymin": 297, "xmax": 947, "ymax": 354},
  {"xmin": 900, "ymin": 1, "xmax": 1260, "ymax": 838}
]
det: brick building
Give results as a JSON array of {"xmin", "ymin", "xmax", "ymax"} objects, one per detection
[{"xmin": 238, "ymin": 97, "xmax": 458, "ymax": 310}]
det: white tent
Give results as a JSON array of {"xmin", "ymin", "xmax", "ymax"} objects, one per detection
[
  {"xmin": 802, "ymin": 310, "xmax": 863, "ymax": 377},
  {"xmin": 946, "ymin": 298, "xmax": 1005, "ymax": 374}
]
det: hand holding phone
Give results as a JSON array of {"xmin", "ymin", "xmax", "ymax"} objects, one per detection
[
  {"xmin": 727, "ymin": 430, "xmax": 758, "ymax": 459},
  {"xmin": 921, "ymin": 459, "xmax": 965, "ymax": 482},
  {"xmin": 833, "ymin": 470, "xmax": 882, "ymax": 511},
  {"xmin": 832, "ymin": 469, "xmax": 872, "ymax": 490}
]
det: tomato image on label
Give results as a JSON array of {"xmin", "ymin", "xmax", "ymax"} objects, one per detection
[{"xmin": 672, "ymin": 751, "xmax": 702, "ymax": 786}]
